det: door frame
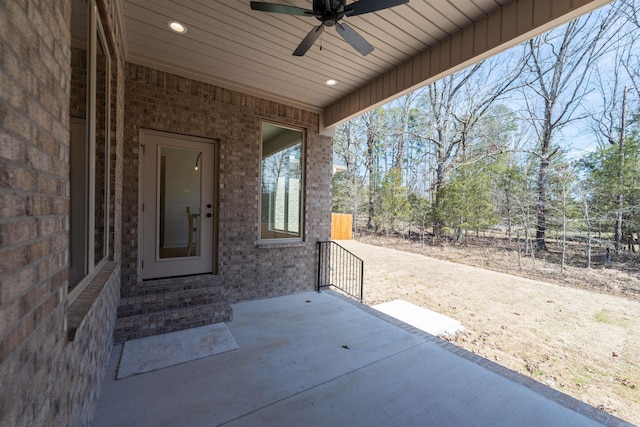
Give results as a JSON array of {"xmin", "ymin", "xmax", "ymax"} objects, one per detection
[{"xmin": 138, "ymin": 129, "xmax": 219, "ymax": 280}]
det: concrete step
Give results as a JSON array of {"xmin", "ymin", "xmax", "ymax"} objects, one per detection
[{"xmin": 114, "ymin": 302, "xmax": 232, "ymax": 344}]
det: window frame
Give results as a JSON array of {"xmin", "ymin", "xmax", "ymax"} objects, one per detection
[
  {"xmin": 258, "ymin": 122, "xmax": 305, "ymax": 243},
  {"xmin": 68, "ymin": 0, "xmax": 111, "ymax": 303}
]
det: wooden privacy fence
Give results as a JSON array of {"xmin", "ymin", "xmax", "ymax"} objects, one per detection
[{"xmin": 331, "ymin": 213, "xmax": 353, "ymax": 240}]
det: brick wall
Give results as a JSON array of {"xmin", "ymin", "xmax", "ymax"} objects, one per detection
[
  {"xmin": 122, "ymin": 65, "xmax": 333, "ymax": 301},
  {"xmin": 0, "ymin": 0, "xmax": 124, "ymax": 425},
  {"xmin": 1, "ymin": 0, "xmax": 329, "ymax": 423}
]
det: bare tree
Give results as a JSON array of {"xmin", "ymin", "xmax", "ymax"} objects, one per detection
[
  {"xmin": 360, "ymin": 108, "xmax": 388, "ymax": 230},
  {"xmin": 332, "ymin": 121, "xmax": 368, "ymax": 229},
  {"xmin": 589, "ymin": 8, "xmax": 640, "ymax": 253},
  {"xmin": 413, "ymin": 55, "xmax": 522, "ymax": 235},
  {"xmin": 387, "ymin": 91, "xmax": 421, "ymax": 175},
  {"xmin": 520, "ymin": 7, "xmax": 617, "ymax": 251},
  {"xmin": 580, "ymin": 187, "xmax": 592, "ymax": 269}
]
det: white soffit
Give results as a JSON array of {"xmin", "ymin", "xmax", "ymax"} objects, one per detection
[{"xmin": 121, "ymin": 0, "xmax": 614, "ymax": 126}]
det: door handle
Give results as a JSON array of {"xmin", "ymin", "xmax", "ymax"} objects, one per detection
[{"xmin": 207, "ymin": 213, "xmax": 212, "ymax": 218}]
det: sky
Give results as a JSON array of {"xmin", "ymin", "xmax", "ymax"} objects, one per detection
[{"xmin": 365, "ymin": 0, "xmax": 639, "ymax": 163}]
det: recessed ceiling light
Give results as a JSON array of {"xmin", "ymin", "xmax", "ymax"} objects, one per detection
[
  {"xmin": 325, "ymin": 79, "xmax": 337, "ymax": 86},
  {"xmin": 167, "ymin": 21, "xmax": 187, "ymax": 34}
]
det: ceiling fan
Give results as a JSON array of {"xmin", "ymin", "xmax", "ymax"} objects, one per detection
[{"xmin": 250, "ymin": 0, "xmax": 409, "ymax": 56}]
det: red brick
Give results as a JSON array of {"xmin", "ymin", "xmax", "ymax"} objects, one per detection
[
  {"xmin": 52, "ymin": 197, "xmax": 69, "ymax": 215},
  {"xmin": 0, "ymin": 218, "xmax": 37, "ymax": 246},
  {"xmin": 50, "ymin": 268, "xmax": 68, "ymax": 290},
  {"xmin": 0, "ymin": 265, "xmax": 35, "ymax": 305},
  {"xmin": 36, "ymin": 174, "xmax": 59, "ymax": 195},
  {"xmin": 27, "ymin": 195, "xmax": 53, "ymax": 216},
  {"xmin": 33, "ymin": 291, "xmax": 59, "ymax": 324},
  {"xmin": 0, "ymin": 315, "xmax": 35, "ymax": 365},
  {"xmin": 50, "ymin": 233, "xmax": 67, "ymax": 253},
  {"xmin": 0, "ymin": 301, "xmax": 22, "ymax": 337},
  {"xmin": 19, "ymin": 283, "xmax": 49, "ymax": 318},
  {"xmin": 0, "ymin": 132, "xmax": 27, "ymax": 163},
  {"xmin": 0, "ymin": 72, "xmax": 28, "ymax": 113},
  {"xmin": 1, "ymin": 49, "xmax": 38, "ymax": 108},
  {"xmin": 37, "ymin": 216, "xmax": 65, "ymax": 237},
  {"xmin": 0, "ymin": 246, "xmax": 28, "ymax": 275},
  {"xmin": 27, "ymin": 239, "xmax": 50, "ymax": 263},
  {"xmin": 36, "ymin": 253, "xmax": 58, "ymax": 282}
]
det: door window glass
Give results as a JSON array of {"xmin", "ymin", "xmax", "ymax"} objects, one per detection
[{"xmin": 158, "ymin": 147, "xmax": 202, "ymax": 258}]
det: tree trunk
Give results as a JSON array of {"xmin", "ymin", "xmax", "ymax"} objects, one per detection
[
  {"xmin": 584, "ymin": 197, "xmax": 591, "ymax": 269},
  {"xmin": 536, "ymin": 156, "xmax": 549, "ymax": 251},
  {"xmin": 506, "ymin": 200, "xmax": 512, "ymax": 241},
  {"xmin": 516, "ymin": 231, "xmax": 522, "ymax": 267},
  {"xmin": 432, "ymin": 161, "xmax": 446, "ymax": 237},
  {"xmin": 561, "ymin": 211, "xmax": 566, "ymax": 274},
  {"xmin": 614, "ymin": 210, "xmax": 623, "ymax": 253},
  {"xmin": 614, "ymin": 87, "xmax": 627, "ymax": 254},
  {"xmin": 366, "ymin": 132, "xmax": 375, "ymax": 230}
]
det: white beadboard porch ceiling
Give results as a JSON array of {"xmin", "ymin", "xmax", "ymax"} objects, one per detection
[{"xmin": 121, "ymin": 0, "xmax": 612, "ymax": 128}]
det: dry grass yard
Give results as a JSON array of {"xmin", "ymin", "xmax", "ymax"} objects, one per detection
[{"xmin": 338, "ymin": 237, "xmax": 640, "ymax": 425}]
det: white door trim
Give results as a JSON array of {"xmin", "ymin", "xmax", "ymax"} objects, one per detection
[{"xmin": 138, "ymin": 129, "xmax": 217, "ymax": 280}]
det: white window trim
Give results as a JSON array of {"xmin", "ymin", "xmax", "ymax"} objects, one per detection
[
  {"xmin": 69, "ymin": 1, "xmax": 111, "ymax": 303},
  {"xmin": 258, "ymin": 122, "xmax": 305, "ymax": 244}
]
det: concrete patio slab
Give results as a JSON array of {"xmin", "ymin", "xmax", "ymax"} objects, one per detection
[
  {"xmin": 93, "ymin": 291, "xmax": 628, "ymax": 427},
  {"xmin": 373, "ymin": 299, "xmax": 465, "ymax": 336}
]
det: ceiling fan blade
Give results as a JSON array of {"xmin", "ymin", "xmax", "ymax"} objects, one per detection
[
  {"xmin": 250, "ymin": 1, "xmax": 313, "ymax": 16},
  {"xmin": 336, "ymin": 22, "xmax": 373, "ymax": 56},
  {"xmin": 344, "ymin": 0, "xmax": 409, "ymax": 17},
  {"xmin": 293, "ymin": 25, "xmax": 325, "ymax": 56}
]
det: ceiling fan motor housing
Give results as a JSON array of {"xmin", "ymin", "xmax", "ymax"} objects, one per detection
[
  {"xmin": 313, "ymin": 0, "xmax": 346, "ymax": 26},
  {"xmin": 250, "ymin": 0, "xmax": 409, "ymax": 56}
]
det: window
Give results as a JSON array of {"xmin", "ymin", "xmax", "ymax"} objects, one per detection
[
  {"xmin": 260, "ymin": 123, "xmax": 304, "ymax": 241},
  {"xmin": 69, "ymin": 0, "xmax": 111, "ymax": 297}
]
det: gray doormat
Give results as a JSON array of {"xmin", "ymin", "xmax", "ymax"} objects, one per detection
[{"xmin": 117, "ymin": 323, "xmax": 238, "ymax": 379}]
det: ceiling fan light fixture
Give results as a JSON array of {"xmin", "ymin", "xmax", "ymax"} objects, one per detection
[
  {"xmin": 167, "ymin": 20, "xmax": 187, "ymax": 34},
  {"xmin": 325, "ymin": 79, "xmax": 337, "ymax": 86}
]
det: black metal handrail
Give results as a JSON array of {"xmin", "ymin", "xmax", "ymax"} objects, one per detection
[{"xmin": 317, "ymin": 241, "xmax": 364, "ymax": 302}]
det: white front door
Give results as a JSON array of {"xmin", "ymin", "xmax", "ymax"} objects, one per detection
[{"xmin": 141, "ymin": 130, "xmax": 216, "ymax": 279}]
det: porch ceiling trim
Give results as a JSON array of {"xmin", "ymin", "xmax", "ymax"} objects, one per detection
[{"xmin": 323, "ymin": 0, "xmax": 614, "ymax": 129}]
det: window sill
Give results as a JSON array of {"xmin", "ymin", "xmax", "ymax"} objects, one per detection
[
  {"xmin": 255, "ymin": 241, "xmax": 306, "ymax": 249},
  {"xmin": 67, "ymin": 261, "xmax": 117, "ymax": 341}
]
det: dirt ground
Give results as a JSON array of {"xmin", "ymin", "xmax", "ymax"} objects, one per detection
[{"xmin": 337, "ymin": 237, "xmax": 640, "ymax": 425}]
